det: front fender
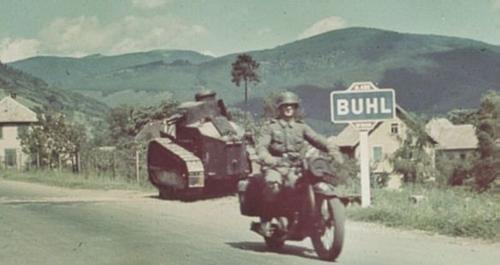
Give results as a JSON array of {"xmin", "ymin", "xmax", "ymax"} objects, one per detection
[{"xmin": 313, "ymin": 182, "xmax": 338, "ymax": 198}]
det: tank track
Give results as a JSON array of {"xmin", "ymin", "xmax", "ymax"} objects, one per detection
[{"xmin": 152, "ymin": 138, "xmax": 205, "ymax": 189}]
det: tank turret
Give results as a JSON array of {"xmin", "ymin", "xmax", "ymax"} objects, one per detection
[{"xmin": 195, "ymin": 89, "xmax": 217, "ymax": 102}]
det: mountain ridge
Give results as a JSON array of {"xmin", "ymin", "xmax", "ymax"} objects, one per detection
[
  {"xmin": 9, "ymin": 49, "xmax": 214, "ymax": 87},
  {"xmin": 0, "ymin": 61, "xmax": 109, "ymax": 127},
  {"xmin": 7, "ymin": 27, "xmax": 500, "ymax": 116}
]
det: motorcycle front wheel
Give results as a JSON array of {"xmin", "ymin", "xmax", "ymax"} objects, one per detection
[
  {"xmin": 310, "ymin": 197, "xmax": 345, "ymax": 261},
  {"xmin": 264, "ymin": 223, "xmax": 286, "ymax": 250}
]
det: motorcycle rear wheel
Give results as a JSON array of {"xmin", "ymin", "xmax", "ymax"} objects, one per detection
[{"xmin": 310, "ymin": 197, "xmax": 345, "ymax": 261}]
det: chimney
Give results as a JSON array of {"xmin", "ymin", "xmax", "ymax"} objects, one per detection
[{"xmin": 10, "ymin": 92, "xmax": 16, "ymax": 99}]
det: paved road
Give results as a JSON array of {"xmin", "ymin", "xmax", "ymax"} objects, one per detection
[{"xmin": 1, "ymin": 179, "xmax": 499, "ymax": 265}]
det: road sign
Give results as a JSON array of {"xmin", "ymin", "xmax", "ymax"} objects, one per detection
[
  {"xmin": 330, "ymin": 81, "xmax": 397, "ymax": 207},
  {"xmin": 330, "ymin": 82, "xmax": 395, "ymax": 124}
]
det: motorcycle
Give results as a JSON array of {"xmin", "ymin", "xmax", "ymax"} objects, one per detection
[{"xmin": 238, "ymin": 155, "xmax": 345, "ymax": 261}]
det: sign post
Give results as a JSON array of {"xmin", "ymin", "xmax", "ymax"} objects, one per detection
[
  {"xmin": 330, "ymin": 82, "xmax": 396, "ymax": 207},
  {"xmin": 359, "ymin": 130, "xmax": 370, "ymax": 207}
]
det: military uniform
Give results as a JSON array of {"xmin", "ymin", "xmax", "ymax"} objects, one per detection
[
  {"xmin": 252, "ymin": 91, "xmax": 343, "ymax": 236},
  {"xmin": 256, "ymin": 117, "xmax": 343, "ymax": 218}
]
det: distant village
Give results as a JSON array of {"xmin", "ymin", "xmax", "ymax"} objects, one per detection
[{"xmin": 1, "ymin": 91, "xmax": 498, "ymax": 191}]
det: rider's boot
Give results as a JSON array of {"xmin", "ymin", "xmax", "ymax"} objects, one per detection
[
  {"xmin": 278, "ymin": 217, "xmax": 288, "ymax": 232},
  {"xmin": 252, "ymin": 180, "xmax": 281, "ymax": 238},
  {"xmin": 259, "ymin": 219, "xmax": 272, "ymax": 237},
  {"xmin": 251, "ymin": 217, "xmax": 272, "ymax": 237}
]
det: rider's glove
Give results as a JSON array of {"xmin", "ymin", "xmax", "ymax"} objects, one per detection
[{"xmin": 328, "ymin": 148, "xmax": 344, "ymax": 164}]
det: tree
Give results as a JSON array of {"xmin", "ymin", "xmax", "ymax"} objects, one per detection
[
  {"xmin": 19, "ymin": 112, "xmax": 87, "ymax": 170},
  {"xmin": 262, "ymin": 91, "xmax": 281, "ymax": 118},
  {"xmin": 446, "ymin": 108, "xmax": 480, "ymax": 126},
  {"xmin": 471, "ymin": 91, "xmax": 500, "ymax": 191},
  {"xmin": 231, "ymin": 54, "xmax": 260, "ymax": 110},
  {"xmin": 65, "ymin": 123, "xmax": 87, "ymax": 172},
  {"xmin": 106, "ymin": 105, "xmax": 136, "ymax": 146},
  {"xmin": 390, "ymin": 122, "xmax": 437, "ymax": 183},
  {"xmin": 106, "ymin": 99, "xmax": 178, "ymax": 147}
]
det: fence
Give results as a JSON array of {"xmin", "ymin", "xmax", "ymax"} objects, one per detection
[
  {"xmin": 79, "ymin": 148, "xmax": 146, "ymax": 182},
  {"xmin": 5, "ymin": 147, "xmax": 149, "ymax": 183}
]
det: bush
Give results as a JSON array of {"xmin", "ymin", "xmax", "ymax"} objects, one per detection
[
  {"xmin": 435, "ymin": 155, "xmax": 474, "ymax": 187},
  {"xmin": 472, "ymin": 157, "xmax": 499, "ymax": 192},
  {"xmin": 347, "ymin": 186, "xmax": 500, "ymax": 240}
]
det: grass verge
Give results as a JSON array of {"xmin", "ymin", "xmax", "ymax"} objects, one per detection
[
  {"xmin": 0, "ymin": 169, "xmax": 154, "ymax": 191},
  {"xmin": 346, "ymin": 186, "xmax": 500, "ymax": 241}
]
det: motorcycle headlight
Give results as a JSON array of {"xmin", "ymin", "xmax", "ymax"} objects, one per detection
[{"xmin": 308, "ymin": 157, "xmax": 333, "ymax": 178}]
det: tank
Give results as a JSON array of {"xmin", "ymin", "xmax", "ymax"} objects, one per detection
[{"xmin": 147, "ymin": 90, "xmax": 252, "ymax": 200}]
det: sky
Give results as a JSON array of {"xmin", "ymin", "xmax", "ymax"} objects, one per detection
[{"xmin": 1, "ymin": 0, "xmax": 500, "ymax": 62}]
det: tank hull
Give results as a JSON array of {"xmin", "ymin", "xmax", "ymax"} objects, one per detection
[
  {"xmin": 147, "ymin": 137, "xmax": 251, "ymax": 199},
  {"xmin": 146, "ymin": 91, "xmax": 252, "ymax": 200}
]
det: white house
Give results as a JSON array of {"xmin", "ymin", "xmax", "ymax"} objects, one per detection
[
  {"xmin": 425, "ymin": 118, "xmax": 478, "ymax": 160},
  {"xmin": 329, "ymin": 106, "xmax": 437, "ymax": 188},
  {"xmin": 0, "ymin": 95, "xmax": 38, "ymax": 169}
]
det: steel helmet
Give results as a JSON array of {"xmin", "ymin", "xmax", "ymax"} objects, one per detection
[
  {"xmin": 276, "ymin": 91, "xmax": 300, "ymax": 108},
  {"xmin": 195, "ymin": 89, "xmax": 216, "ymax": 101}
]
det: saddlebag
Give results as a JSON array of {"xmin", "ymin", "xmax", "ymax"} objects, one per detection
[{"xmin": 238, "ymin": 174, "xmax": 264, "ymax": 217}]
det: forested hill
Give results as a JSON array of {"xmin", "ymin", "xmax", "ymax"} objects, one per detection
[
  {"xmin": 8, "ymin": 27, "xmax": 500, "ymax": 116},
  {"xmin": 0, "ymin": 61, "xmax": 109, "ymax": 123},
  {"xmin": 9, "ymin": 50, "xmax": 214, "ymax": 89}
]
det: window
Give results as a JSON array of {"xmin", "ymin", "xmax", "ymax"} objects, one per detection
[
  {"xmin": 391, "ymin": 123, "xmax": 399, "ymax": 134},
  {"xmin": 5, "ymin": 149, "xmax": 17, "ymax": 167},
  {"xmin": 372, "ymin": 146, "xmax": 383, "ymax": 162}
]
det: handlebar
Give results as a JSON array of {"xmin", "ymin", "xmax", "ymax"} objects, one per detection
[{"xmin": 278, "ymin": 153, "xmax": 303, "ymax": 167}]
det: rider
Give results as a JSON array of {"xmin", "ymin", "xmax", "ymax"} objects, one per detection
[{"xmin": 256, "ymin": 91, "xmax": 344, "ymax": 237}]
